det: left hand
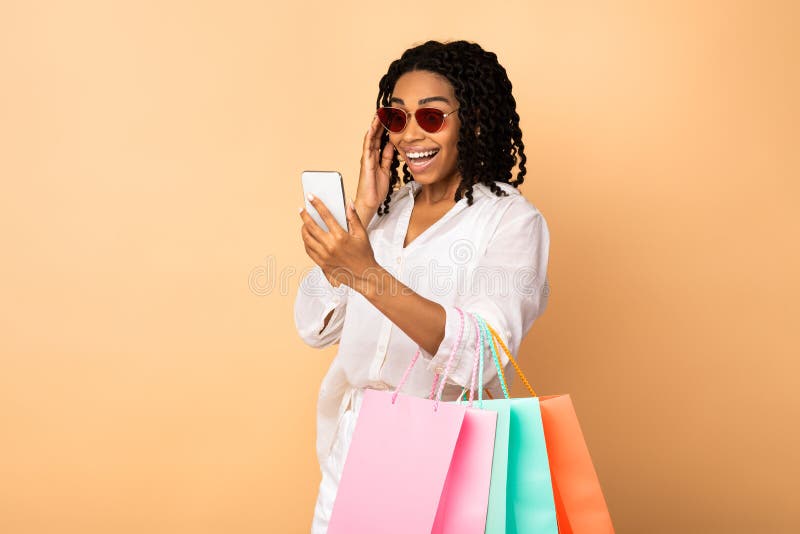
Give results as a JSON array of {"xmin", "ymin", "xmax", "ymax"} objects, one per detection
[{"xmin": 299, "ymin": 195, "xmax": 378, "ymax": 289}]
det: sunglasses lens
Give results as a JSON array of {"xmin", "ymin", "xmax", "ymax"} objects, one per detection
[
  {"xmin": 377, "ymin": 108, "xmax": 406, "ymax": 133},
  {"xmin": 416, "ymin": 108, "xmax": 446, "ymax": 133}
]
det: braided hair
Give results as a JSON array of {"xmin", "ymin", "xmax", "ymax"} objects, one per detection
[{"xmin": 376, "ymin": 40, "xmax": 527, "ymax": 216}]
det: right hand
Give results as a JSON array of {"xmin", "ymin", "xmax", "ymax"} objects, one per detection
[{"xmin": 355, "ymin": 114, "xmax": 395, "ymax": 216}]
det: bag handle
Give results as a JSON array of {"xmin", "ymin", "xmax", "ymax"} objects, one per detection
[
  {"xmin": 455, "ymin": 313, "xmax": 538, "ymax": 402},
  {"xmin": 392, "ymin": 306, "xmax": 467, "ymax": 410},
  {"xmin": 455, "ymin": 311, "xmax": 487, "ymax": 408},
  {"xmin": 475, "ymin": 315, "xmax": 538, "ymax": 399},
  {"xmin": 475, "ymin": 315, "xmax": 510, "ymax": 399},
  {"xmin": 468, "ymin": 312, "xmax": 485, "ymax": 407},
  {"xmin": 428, "ymin": 307, "xmax": 480, "ymax": 404}
]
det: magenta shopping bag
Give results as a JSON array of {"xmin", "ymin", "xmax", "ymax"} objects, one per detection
[
  {"xmin": 328, "ymin": 307, "xmax": 497, "ymax": 534},
  {"xmin": 431, "ymin": 402, "xmax": 497, "ymax": 534},
  {"xmin": 432, "ymin": 313, "xmax": 499, "ymax": 534}
]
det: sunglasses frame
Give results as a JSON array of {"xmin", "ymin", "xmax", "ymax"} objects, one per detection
[{"xmin": 376, "ymin": 106, "xmax": 460, "ymax": 134}]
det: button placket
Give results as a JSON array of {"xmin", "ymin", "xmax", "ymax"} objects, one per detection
[
  {"xmin": 369, "ymin": 318, "xmax": 392, "ymax": 380},
  {"xmin": 369, "ymin": 191, "xmax": 414, "ymax": 382}
]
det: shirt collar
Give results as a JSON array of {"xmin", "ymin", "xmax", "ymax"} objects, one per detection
[{"xmin": 400, "ymin": 180, "xmax": 520, "ymax": 199}]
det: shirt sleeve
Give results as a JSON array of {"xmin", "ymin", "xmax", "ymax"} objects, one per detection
[
  {"xmin": 420, "ymin": 198, "xmax": 551, "ymax": 388},
  {"xmin": 293, "ymin": 265, "xmax": 349, "ymax": 348}
]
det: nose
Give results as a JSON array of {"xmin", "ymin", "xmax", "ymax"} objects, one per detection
[{"xmin": 400, "ymin": 111, "xmax": 426, "ymax": 143}]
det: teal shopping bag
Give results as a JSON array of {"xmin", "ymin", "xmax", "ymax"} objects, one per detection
[
  {"xmin": 480, "ymin": 316, "xmax": 614, "ymax": 533},
  {"xmin": 481, "ymin": 401, "xmax": 510, "ymax": 533},
  {"xmin": 474, "ymin": 315, "xmax": 558, "ymax": 534}
]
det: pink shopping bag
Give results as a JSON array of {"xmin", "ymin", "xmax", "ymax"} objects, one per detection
[
  {"xmin": 432, "ymin": 312, "xmax": 499, "ymax": 534},
  {"xmin": 328, "ymin": 307, "xmax": 497, "ymax": 534}
]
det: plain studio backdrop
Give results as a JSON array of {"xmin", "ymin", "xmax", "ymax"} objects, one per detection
[{"xmin": 1, "ymin": 1, "xmax": 798, "ymax": 533}]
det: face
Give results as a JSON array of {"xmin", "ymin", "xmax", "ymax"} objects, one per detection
[{"xmin": 387, "ymin": 70, "xmax": 462, "ymax": 186}]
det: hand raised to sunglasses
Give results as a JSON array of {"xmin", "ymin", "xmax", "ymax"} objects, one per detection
[
  {"xmin": 353, "ymin": 114, "xmax": 395, "ymax": 226},
  {"xmin": 299, "ymin": 194, "xmax": 379, "ymax": 290}
]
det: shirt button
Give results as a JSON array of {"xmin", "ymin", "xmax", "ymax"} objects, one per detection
[
  {"xmin": 434, "ymin": 366, "xmax": 445, "ymax": 374},
  {"xmin": 396, "ymin": 256, "xmax": 402, "ymax": 264}
]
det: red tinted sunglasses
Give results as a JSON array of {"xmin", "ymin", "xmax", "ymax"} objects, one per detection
[{"xmin": 376, "ymin": 106, "xmax": 460, "ymax": 134}]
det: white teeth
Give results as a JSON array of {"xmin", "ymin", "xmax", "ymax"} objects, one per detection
[{"xmin": 406, "ymin": 149, "xmax": 439, "ymax": 159}]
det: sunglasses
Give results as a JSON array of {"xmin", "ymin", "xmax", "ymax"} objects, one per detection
[{"xmin": 376, "ymin": 106, "xmax": 460, "ymax": 134}]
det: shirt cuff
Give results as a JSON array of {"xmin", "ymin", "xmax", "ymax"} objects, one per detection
[
  {"xmin": 294, "ymin": 266, "xmax": 349, "ymax": 346},
  {"xmin": 420, "ymin": 305, "xmax": 479, "ymax": 387}
]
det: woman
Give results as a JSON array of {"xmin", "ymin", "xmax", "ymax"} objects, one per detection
[{"xmin": 295, "ymin": 40, "xmax": 551, "ymax": 533}]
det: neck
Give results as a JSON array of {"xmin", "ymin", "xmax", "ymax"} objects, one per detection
[{"xmin": 415, "ymin": 176, "xmax": 462, "ymax": 206}]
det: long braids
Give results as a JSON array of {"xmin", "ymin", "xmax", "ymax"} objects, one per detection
[{"xmin": 375, "ymin": 40, "xmax": 527, "ymax": 216}]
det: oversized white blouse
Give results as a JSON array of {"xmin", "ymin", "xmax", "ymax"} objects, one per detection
[{"xmin": 294, "ymin": 179, "xmax": 551, "ymax": 463}]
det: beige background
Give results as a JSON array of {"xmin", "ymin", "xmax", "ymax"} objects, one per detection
[{"xmin": 1, "ymin": 1, "xmax": 798, "ymax": 532}]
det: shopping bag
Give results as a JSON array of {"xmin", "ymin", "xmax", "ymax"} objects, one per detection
[
  {"xmin": 538, "ymin": 395, "xmax": 614, "ymax": 534},
  {"xmin": 482, "ymin": 401, "xmax": 511, "ymax": 533},
  {"xmin": 471, "ymin": 315, "xmax": 558, "ymax": 534},
  {"xmin": 481, "ymin": 319, "xmax": 615, "ymax": 534},
  {"xmin": 431, "ymin": 405, "xmax": 497, "ymax": 534},
  {"xmin": 328, "ymin": 307, "xmax": 497, "ymax": 534},
  {"xmin": 432, "ymin": 312, "xmax": 498, "ymax": 534}
]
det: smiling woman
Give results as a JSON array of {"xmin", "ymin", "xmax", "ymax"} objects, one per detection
[
  {"xmin": 381, "ymin": 72, "xmax": 462, "ymax": 185},
  {"xmin": 295, "ymin": 40, "xmax": 549, "ymax": 534},
  {"xmin": 373, "ymin": 40, "xmax": 527, "ymax": 212}
]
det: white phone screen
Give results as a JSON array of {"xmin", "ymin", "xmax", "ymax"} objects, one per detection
[{"xmin": 301, "ymin": 171, "xmax": 348, "ymax": 232}]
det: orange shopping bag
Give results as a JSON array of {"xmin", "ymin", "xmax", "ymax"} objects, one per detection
[{"xmin": 485, "ymin": 323, "xmax": 615, "ymax": 534}]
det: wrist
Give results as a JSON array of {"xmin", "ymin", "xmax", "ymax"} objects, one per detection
[
  {"xmin": 354, "ymin": 201, "xmax": 378, "ymax": 230},
  {"xmin": 354, "ymin": 264, "xmax": 394, "ymax": 300},
  {"xmin": 354, "ymin": 198, "xmax": 377, "ymax": 213}
]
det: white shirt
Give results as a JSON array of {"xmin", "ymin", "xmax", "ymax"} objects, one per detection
[{"xmin": 294, "ymin": 179, "xmax": 551, "ymax": 463}]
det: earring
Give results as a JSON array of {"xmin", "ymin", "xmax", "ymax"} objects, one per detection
[{"xmin": 475, "ymin": 126, "xmax": 481, "ymax": 137}]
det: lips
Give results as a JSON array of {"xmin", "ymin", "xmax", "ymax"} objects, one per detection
[
  {"xmin": 406, "ymin": 151, "xmax": 439, "ymax": 173},
  {"xmin": 402, "ymin": 147, "xmax": 440, "ymax": 174}
]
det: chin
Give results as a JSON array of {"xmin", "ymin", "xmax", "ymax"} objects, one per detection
[{"xmin": 408, "ymin": 172, "xmax": 449, "ymax": 184}]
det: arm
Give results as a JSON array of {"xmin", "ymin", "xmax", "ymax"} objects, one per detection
[
  {"xmin": 354, "ymin": 199, "xmax": 550, "ymax": 387},
  {"xmin": 321, "ymin": 309, "xmax": 335, "ymax": 333},
  {"xmin": 296, "ymin": 201, "xmax": 379, "ymax": 342},
  {"xmin": 293, "ymin": 265, "xmax": 349, "ymax": 348},
  {"xmin": 354, "ymin": 199, "xmax": 378, "ymax": 241},
  {"xmin": 356, "ymin": 269, "xmax": 447, "ymax": 357}
]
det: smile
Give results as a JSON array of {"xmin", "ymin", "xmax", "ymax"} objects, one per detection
[{"xmin": 405, "ymin": 149, "xmax": 440, "ymax": 172}]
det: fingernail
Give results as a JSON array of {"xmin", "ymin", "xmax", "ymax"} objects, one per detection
[
  {"xmin": 349, "ymin": 199, "xmax": 355, "ymax": 210},
  {"xmin": 298, "ymin": 206, "xmax": 303, "ymax": 214},
  {"xmin": 306, "ymin": 193, "xmax": 315, "ymax": 201}
]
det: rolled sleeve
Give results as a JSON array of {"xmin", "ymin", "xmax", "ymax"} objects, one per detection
[
  {"xmin": 420, "ymin": 200, "xmax": 550, "ymax": 388},
  {"xmin": 294, "ymin": 265, "xmax": 349, "ymax": 348}
]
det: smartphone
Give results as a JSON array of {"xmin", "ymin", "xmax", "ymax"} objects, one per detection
[{"xmin": 301, "ymin": 170, "xmax": 348, "ymax": 233}]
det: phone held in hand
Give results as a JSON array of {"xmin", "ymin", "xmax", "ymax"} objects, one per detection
[{"xmin": 301, "ymin": 171, "xmax": 348, "ymax": 232}]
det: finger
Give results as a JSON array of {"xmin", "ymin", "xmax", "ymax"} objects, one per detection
[
  {"xmin": 379, "ymin": 142, "xmax": 395, "ymax": 173},
  {"xmin": 301, "ymin": 224, "xmax": 327, "ymax": 259},
  {"xmin": 364, "ymin": 114, "xmax": 380, "ymax": 153},
  {"xmin": 299, "ymin": 206, "xmax": 328, "ymax": 243},
  {"xmin": 305, "ymin": 245, "xmax": 327, "ymax": 273},
  {"xmin": 305, "ymin": 244, "xmax": 326, "ymax": 270},
  {"xmin": 370, "ymin": 114, "xmax": 385, "ymax": 148},
  {"xmin": 307, "ymin": 194, "xmax": 345, "ymax": 235},
  {"xmin": 346, "ymin": 198, "xmax": 365, "ymax": 237}
]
